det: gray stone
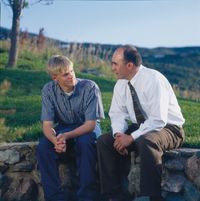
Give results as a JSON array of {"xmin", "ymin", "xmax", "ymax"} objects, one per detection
[
  {"xmin": 37, "ymin": 185, "xmax": 45, "ymax": 201},
  {"xmin": 59, "ymin": 163, "xmax": 78, "ymax": 200},
  {"xmin": 26, "ymin": 151, "xmax": 37, "ymax": 164},
  {"xmin": 0, "ymin": 142, "xmax": 29, "ymax": 150},
  {"xmin": 164, "ymin": 158, "xmax": 185, "ymax": 171},
  {"xmin": 0, "ymin": 142, "xmax": 200, "ymax": 201},
  {"xmin": 162, "ymin": 174, "xmax": 186, "ymax": 193},
  {"xmin": 165, "ymin": 192, "xmax": 186, "ymax": 201},
  {"xmin": 0, "ymin": 149, "xmax": 20, "ymax": 164},
  {"xmin": 179, "ymin": 148, "xmax": 199, "ymax": 158},
  {"xmin": 183, "ymin": 181, "xmax": 200, "ymax": 201},
  {"xmin": 196, "ymin": 151, "xmax": 200, "ymax": 158},
  {"xmin": 11, "ymin": 161, "xmax": 34, "ymax": 172},
  {"xmin": 0, "ymin": 172, "xmax": 2, "ymax": 187},
  {"xmin": 0, "ymin": 174, "xmax": 12, "ymax": 196},
  {"xmin": 0, "ymin": 162, "xmax": 9, "ymax": 173},
  {"xmin": 32, "ymin": 169, "xmax": 41, "ymax": 184},
  {"xmin": 59, "ymin": 163, "xmax": 72, "ymax": 186},
  {"xmin": 185, "ymin": 153, "xmax": 200, "ymax": 191},
  {"xmin": 17, "ymin": 145, "xmax": 32, "ymax": 158},
  {"xmin": 164, "ymin": 150, "xmax": 181, "ymax": 159},
  {"xmin": 0, "ymin": 143, "xmax": 11, "ymax": 151},
  {"xmin": 2, "ymin": 175, "xmax": 37, "ymax": 201},
  {"xmin": 128, "ymin": 153, "xmax": 140, "ymax": 196}
]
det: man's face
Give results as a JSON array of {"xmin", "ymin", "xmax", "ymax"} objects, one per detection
[
  {"xmin": 111, "ymin": 48, "xmax": 129, "ymax": 80},
  {"xmin": 54, "ymin": 66, "xmax": 76, "ymax": 91}
]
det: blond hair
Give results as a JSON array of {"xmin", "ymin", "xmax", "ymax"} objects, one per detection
[{"xmin": 47, "ymin": 55, "xmax": 73, "ymax": 75}]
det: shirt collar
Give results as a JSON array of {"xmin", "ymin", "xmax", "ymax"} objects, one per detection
[
  {"xmin": 55, "ymin": 78, "xmax": 80, "ymax": 97},
  {"xmin": 129, "ymin": 65, "xmax": 144, "ymax": 86}
]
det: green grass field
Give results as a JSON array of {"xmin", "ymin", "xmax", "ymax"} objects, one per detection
[{"xmin": 0, "ymin": 69, "xmax": 199, "ymax": 148}]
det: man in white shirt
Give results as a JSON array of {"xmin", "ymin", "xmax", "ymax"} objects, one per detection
[{"xmin": 97, "ymin": 45, "xmax": 185, "ymax": 201}]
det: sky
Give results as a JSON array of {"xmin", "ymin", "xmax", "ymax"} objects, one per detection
[{"xmin": 1, "ymin": 0, "xmax": 200, "ymax": 48}]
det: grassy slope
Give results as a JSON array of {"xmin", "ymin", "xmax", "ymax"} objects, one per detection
[{"xmin": 0, "ymin": 69, "xmax": 199, "ymax": 147}]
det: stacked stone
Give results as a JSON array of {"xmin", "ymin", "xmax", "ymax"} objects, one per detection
[
  {"xmin": 0, "ymin": 142, "xmax": 40, "ymax": 201},
  {"xmin": 0, "ymin": 142, "xmax": 79, "ymax": 201},
  {"xmin": 129, "ymin": 148, "xmax": 200, "ymax": 201},
  {"xmin": 0, "ymin": 143, "xmax": 200, "ymax": 201},
  {"xmin": 162, "ymin": 148, "xmax": 200, "ymax": 201}
]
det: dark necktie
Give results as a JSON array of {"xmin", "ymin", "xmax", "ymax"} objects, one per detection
[{"xmin": 128, "ymin": 81, "xmax": 146, "ymax": 125}]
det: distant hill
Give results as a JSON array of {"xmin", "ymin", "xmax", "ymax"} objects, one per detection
[{"xmin": 1, "ymin": 26, "xmax": 200, "ymax": 94}]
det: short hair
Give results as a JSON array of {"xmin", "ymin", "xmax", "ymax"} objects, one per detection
[
  {"xmin": 121, "ymin": 45, "xmax": 142, "ymax": 66},
  {"xmin": 47, "ymin": 55, "xmax": 73, "ymax": 75}
]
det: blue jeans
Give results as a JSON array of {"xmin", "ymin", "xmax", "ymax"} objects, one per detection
[{"xmin": 36, "ymin": 123, "xmax": 101, "ymax": 201}]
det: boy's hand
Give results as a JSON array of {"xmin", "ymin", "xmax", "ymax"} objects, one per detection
[{"xmin": 54, "ymin": 134, "xmax": 67, "ymax": 153}]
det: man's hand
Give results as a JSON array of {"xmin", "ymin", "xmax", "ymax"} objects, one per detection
[
  {"xmin": 117, "ymin": 148, "xmax": 129, "ymax": 156},
  {"xmin": 113, "ymin": 133, "xmax": 134, "ymax": 155}
]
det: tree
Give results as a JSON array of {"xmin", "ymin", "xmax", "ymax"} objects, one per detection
[{"xmin": 3, "ymin": 0, "xmax": 53, "ymax": 68}]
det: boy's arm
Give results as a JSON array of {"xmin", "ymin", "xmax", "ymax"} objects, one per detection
[
  {"xmin": 42, "ymin": 121, "xmax": 57, "ymax": 144},
  {"xmin": 43, "ymin": 121, "xmax": 66, "ymax": 153},
  {"xmin": 57, "ymin": 120, "xmax": 96, "ymax": 141}
]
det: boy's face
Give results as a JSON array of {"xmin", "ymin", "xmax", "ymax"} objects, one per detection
[{"xmin": 53, "ymin": 66, "xmax": 76, "ymax": 92}]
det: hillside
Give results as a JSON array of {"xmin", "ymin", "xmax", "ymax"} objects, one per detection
[
  {"xmin": 0, "ymin": 69, "xmax": 200, "ymax": 148},
  {"xmin": 1, "ymin": 26, "xmax": 200, "ymax": 98}
]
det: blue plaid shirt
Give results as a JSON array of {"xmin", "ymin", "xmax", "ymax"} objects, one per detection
[{"xmin": 41, "ymin": 78, "xmax": 104, "ymax": 126}]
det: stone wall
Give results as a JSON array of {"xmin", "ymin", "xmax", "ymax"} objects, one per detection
[
  {"xmin": 0, "ymin": 142, "xmax": 200, "ymax": 201},
  {"xmin": 128, "ymin": 148, "xmax": 200, "ymax": 201}
]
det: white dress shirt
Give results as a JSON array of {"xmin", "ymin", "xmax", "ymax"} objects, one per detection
[{"xmin": 109, "ymin": 65, "xmax": 185, "ymax": 140}]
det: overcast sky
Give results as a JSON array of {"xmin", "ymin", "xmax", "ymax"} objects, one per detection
[{"xmin": 1, "ymin": 0, "xmax": 200, "ymax": 48}]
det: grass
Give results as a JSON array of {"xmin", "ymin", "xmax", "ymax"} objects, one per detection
[
  {"xmin": 0, "ymin": 68, "xmax": 199, "ymax": 147},
  {"xmin": 0, "ymin": 69, "xmax": 114, "ymax": 142},
  {"xmin": 179, "ymin": 99, "xmax": 200, "ymax": 147}
]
